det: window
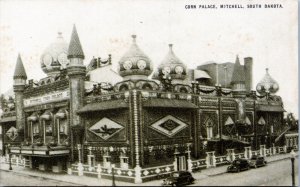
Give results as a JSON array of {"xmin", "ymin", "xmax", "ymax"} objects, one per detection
[
  {"xmin": 270, "ymin": 125, "xmax": 274, "ymax": 134},
  {"xmin": 205, "ymin": 118, "xmax": 214, "ymax": 139},
  {"xmin": 207, "ymin": 126, "xmax": 213, "ymax": 139}
]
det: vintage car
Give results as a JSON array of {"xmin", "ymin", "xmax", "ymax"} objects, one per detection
[
  {"xmin": 227, "ymin": 158, "xmax": 251, "ymax": 172},
  {"xmin": 249, "ymin": 155, "xmax": 267, "ymax": 168},
  {"xmin": 162, "ymin": 171, "xmax": 195, "ymax": 186}
]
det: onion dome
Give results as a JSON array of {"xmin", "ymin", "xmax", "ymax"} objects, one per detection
[
  {"xmin": 156, "ymin": 44, "xmax": 187, "ymax": 82},
  {"xmin": 118, "ymin": 35, "xmax": 153, "ymax": 79},
  {"xmin": 40, "ymin": 32, "xmax": 69, "ymax": 77},
  {"xmin": 256, "ymin": 68, "xmax": 279, "ymax": 94}
]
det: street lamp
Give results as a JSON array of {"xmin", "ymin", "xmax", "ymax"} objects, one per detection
[
  {"xmin": 111, "ymin": 164, "xmax": 116, "ymax": 186},
  {"xmin": 8, "ymin": 144, "xmax": 12, "ymax": 170},
  {"xmin": 290, "ymin": 149, "xmax": 296, "ymax": 186}
]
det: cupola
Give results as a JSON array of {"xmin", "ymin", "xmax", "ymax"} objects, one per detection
[
  {"xmin": 256, "ymin": 68, "xmax": 279, "ymax": 95},
  {"xmin": 40, "ymin": 32, "xmax": 69, "ymax": 77},
  {"xmin": 155, "ymin": 44, "xmax": 187, "ymax": 84},
  {"xmin": 118, "ymin": 35, "xmax": 153, "ymax": 80}
]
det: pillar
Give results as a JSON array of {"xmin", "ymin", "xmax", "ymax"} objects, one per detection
[
  {"xmin": 206, "ymin": 151, "xmax": 216, "ymax": 168},
  {"xmin": 226, "ymin": 149, "xmax": 235, "ymax": 162},
  {"xmin": 244, "ymin": 146, "xmax": 252, "ymax": 159},
  {"xmin": 260, "ymin": 145, "xmax": 266, "ymax": 156},
  {"xmin": 186, "ymin": 143, "xmax": 193, "ymax": 172},
  {"xmin": 97, "ymin": 163, "xmax": 102, "ymax": 179}
]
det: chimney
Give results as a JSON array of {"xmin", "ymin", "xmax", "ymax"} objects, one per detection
[{"xmin": 244, "ymin": 57, "xmax": 253, "ymax": 92}]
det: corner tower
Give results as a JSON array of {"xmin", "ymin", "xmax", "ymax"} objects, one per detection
[
  {"xmin": 67, "ymin": 25, "xmax": 86, "ymax": 131},
  {"xmin": 13, "ymin": 54, "xmax": 27, "ymax": 137}
]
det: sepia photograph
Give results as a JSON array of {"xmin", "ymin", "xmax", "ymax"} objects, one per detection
[{"xmin": 0, "ymin": 0, "xmax": 298, "ymax": 186}]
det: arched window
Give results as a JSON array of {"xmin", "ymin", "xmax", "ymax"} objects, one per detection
[
  {"xmin": 119, "ymin": 84, "xmax": 129, "ymax": 92},
  {"xmin": 205, "ymin": 118, "xmax": 214, "ymax": 139},
  {"xmin": 179, "ymin": 87, "xmax": 188, "ymax": 93},
  {"xmin": 142, "ymin": 83, "xmax": 152, "ymax": 90}
]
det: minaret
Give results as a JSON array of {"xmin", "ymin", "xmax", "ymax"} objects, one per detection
[
  {"xmin": 13, "ymin": 54, "xmax": 27, "ymax": 136},
  {"xmin": 231, "ymin": 55, "xmax": 246, "ymax": 97},
  {"xmin": 67, "ymin": 25, "xmax": 86, "ymax": 130}
]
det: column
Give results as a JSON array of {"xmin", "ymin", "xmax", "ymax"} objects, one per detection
[
  {"xmin": 87, "ymin": 147, "xmax": 95, "ymax": 171},
  {"xmin": 186, "ymin": 143, "xmax": 193, "ymax": 172},
  {"xmin": 173, "ymin": 144, "xmax": 179, "ymax": 171}
]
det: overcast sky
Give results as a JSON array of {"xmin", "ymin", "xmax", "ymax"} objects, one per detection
[{"xmin": 0, "ymin": 0, "xmax": 298, "ymax": 116}]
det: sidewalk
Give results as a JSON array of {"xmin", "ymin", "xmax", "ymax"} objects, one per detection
[{"xmin": 0, "ymin": 152, "xmax": 297, "ymax": 186}]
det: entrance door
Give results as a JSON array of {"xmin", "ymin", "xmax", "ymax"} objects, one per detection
[{"xmin": 178, "ymin": 156, "xmax": 186, "ymax": 171}]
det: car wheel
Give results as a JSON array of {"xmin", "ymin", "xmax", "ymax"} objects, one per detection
[{"xmin": 188, "ymin": 177, "xmax": 194, "ymax": 184}]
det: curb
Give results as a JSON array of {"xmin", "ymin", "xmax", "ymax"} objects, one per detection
[
  {"xmin": 0, "ymin": 155, "xmax": 296, "ymax": 186},
  {"xmin": 0, "ymin": 168, "xmax": 86, "ymax": 186}
]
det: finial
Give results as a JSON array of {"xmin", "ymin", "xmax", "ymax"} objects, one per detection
[
  {"xmin": 235, "ymin": 55, "xmax": 240, "ymax": 64},
  {"xmin": 132, "ymin": 35, "xmax": 137, "ymax": 43},
  {"xmin": 57, "ymin": 32, "xmax": 63, "ymax": 38},
  {"xmin": 169, "ymin": 44, "xmax": 173, "ymax": 51}
]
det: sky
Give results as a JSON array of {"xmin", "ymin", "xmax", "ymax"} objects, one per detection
[{"xmin": 0, "ymin": 0, "xmax": 298, "ymax": 117}]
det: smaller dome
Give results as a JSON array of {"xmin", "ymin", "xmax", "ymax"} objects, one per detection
[
  {"xmin": 155, "ymin": 44, "xmax": 187, "ymax": 81},
  {"xmin": 40, "ymin": 32, "xmax": 69, "ymax": 77},
  {"xmin": 256, "ymin": 68, "xmax": 279, "ymax": 94},
  {"xmin": 118, "ymin": 35, "xmax": 153, "ymax": 79}
]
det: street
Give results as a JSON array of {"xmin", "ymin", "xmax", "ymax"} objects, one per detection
[
  {"xmin": 0, "ymin": 157, "xmax": 297, "ymax": 186},
  {"xmin": 191, "ymin": 158, "xmax": 298, "ymax": 186},
  {"xmin": 0, "ymin": 170, "xmax": 81, "ymax": 186}
]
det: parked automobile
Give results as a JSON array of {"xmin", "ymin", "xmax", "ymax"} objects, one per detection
[
  {"xmin": 249, "ymin": 155, "xmax": 267, "ymax": 168},
  {"xmin": 227, "ymin": 158, "xmax": 251, "ymax": 172},
  {"xmin": 162, "ymin": 171, "xmax": 195, "ymax": 186}
]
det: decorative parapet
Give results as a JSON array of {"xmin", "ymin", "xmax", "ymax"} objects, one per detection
[{"xmin": 140, "ymin": 164, "xmax": 175, "ymax": 179}]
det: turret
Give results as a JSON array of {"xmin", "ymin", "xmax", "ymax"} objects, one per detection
[
  {"xmin": 13, "ymin": 54, "xmax": 27, "ymax": 134},
  {"xmin": 231, "ymin": 55, "xmax": 246, "ymax": 98},
  {"xmin": 67, "ymin": 25, "xmax": 86, "ymax": 130}
]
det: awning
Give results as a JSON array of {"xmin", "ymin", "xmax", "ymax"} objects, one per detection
[
  {"xmin": 40, "ymin": 110, "xmax": 52, "ymax": 120},
  {"xmin": 212, "ymin": 134, "xmax": 250, "ymax": 144},
  {"xmin": 55, "ymin": 108, "xmax": 67, "ymax": 119},
  {"xmin": 77, "ymin": 100, "xmax": 128, "ymax": 114},
  {"xmin": 0, "ymin": 116, "xmax": 16, "ymax": 123},
  {"xmin": 256, "ymin": 105, "xmax": 285, "ymax": 112},
  {"xmin": 143, "ymin": 98, "xmax": 198, "ymax": 109},
  {"xmin": 28, "ymin": 112, "xmax": 38, "ymax": 122},
  {"xmin": 194, "ymin": 70, "xmax": 211, "ymax": 79}
]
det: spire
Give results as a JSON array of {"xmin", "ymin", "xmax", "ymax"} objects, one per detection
[
  {"xmin": 231, "ymin": 55, "xmax": 245, "ymax": 84},
  {"xmin": 13, "ymin": 54, "xmax": 27, "ymax": 79},
  {"xmin": 132, "ymin": 35, "xmax": 137, "ymax": 44},
  {"xmin": 67, "ymin": 25, "xmax": 85, "ymax": 59}
]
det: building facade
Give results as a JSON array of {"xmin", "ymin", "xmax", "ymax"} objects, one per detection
[{"xmin": 0, "ymin": 25, "xmax": 294, "ymax": 183}]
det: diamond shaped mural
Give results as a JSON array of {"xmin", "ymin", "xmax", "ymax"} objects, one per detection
[
  {"xmin": 6, "ymin": 126, "xmax": 18, "ymax": 141},
  {"xmin": 89, "ymin": 117, "xmax": 124, "ymax": 140},
  {"xmin": 245, "ymin": 116, "xmax": 252, "ymax": 125},
  {"xmin": 258, "ymin": 116, "xmax": 266, "ymax": 125},
  {"xmin": 151, "ymin": 115, "xmax": 187, "ymax": 137},
  {"xmin": 225, "ymin": 116, "xmax": 234, "ymax": 126}
]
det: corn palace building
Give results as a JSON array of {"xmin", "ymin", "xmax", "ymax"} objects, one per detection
[{"xmin": 0, "ymin": 25, "xmax": 297, "ymax": 183}]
